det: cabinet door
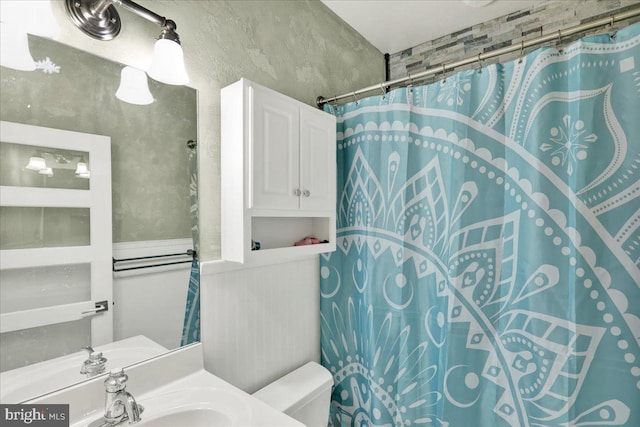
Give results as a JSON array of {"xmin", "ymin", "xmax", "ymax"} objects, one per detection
[
  {"xmin": 251, "ymin": 85, "xmax": 300, "ymax": 210},
  {"xmin": 299, "ymin": 108, "xmax": 336, "ymax": 211}
]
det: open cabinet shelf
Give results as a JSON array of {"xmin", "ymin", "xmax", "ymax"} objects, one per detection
[{"xmin": 249, "ymin": 216, "xmax": 336, "ymax": 263}]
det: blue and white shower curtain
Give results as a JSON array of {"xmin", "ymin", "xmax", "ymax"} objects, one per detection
[
  {"xmin": 321, "ymin": 23, "xmax": 640, "ymax": 427},
  {"xmin": 181, "ymin": 141, "xmax": 200, "ymax": 345}
]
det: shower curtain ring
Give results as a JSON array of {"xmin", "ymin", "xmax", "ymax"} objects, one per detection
[
  {"xmin": 557, "ymin": 29, "xmax": 564, "ymax": 53},
  {"xmin": 352, "ymin": 91, "xmax": 359, "ymax": 104},
  {"xmin": 518, "ymin": 40, "xmax": 525, "ymax": 64},
  {"xmin": 379, "ymin": 83, "xmax": 386, "ymax": 96},
  {"xmin": 609, "ymin": 16, "xmax": 617, "ymax": 39},
  {"xmin": 441, "ymin": 64, "xmax": 447, "ymax": 83},
  {"xmin": 406, "ymin": 72, "xmax": 414, "ymax": 90},
  {"xmin": 476, "ymin": 53, "xmax": 483, "ymax": 74}
]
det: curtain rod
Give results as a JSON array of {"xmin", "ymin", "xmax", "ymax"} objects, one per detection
[{"xmin": 317, "ymin": 6, "xmax": 640, "ymax": 107}]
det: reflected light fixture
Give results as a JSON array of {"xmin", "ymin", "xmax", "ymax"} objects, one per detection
[
  {"xmin": 75, "ymin": 160, "xmax": 91, "ymax": 179},
  {"xmin": 38, "ymin": 167, "xmax": 54, "ymax": 177},
  {"xmin": 26, "ymin": 152, "xmax": 91, "ymax": 178},
  {"xmin": 65, "ymin": 0, "xmax": 190, "ymax": 85},
  {"xmin": 116, "ymin": 66, "xmax": 154, "ymax": 105},
  {"xmin": 25, "ymin": 156, "xmax": 47, "ymax": 171},
  {"xmin": 0, "ymin": 1, "xmax": 60, "ymax": 71},
  {"xmin": 74, "ymin": 162, "xmax": 89, "ymax": 175}
]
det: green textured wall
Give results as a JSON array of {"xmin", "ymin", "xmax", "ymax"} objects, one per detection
[
  {"xmin": 0, "ymin": 36, "xmax": 197, "ymax": 243},
  {"xmin": 6, "ymin": 0, "xmax": 384, "ymax": 257},
  {"xmin": 154, "ymin": 0, "xmax": 384, "ymax": 260}
]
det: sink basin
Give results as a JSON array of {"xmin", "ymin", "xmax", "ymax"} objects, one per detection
[
  {"xmin": 140, "ymin": 409, "xmax": 232, "ymax": 426},
  {"xmin": 0, "ymin": 336, "xmax": 167, "ymax": 403},
  {"xmin": 135, "ymin": 387, "xmax": 251, "ymax": 427}
]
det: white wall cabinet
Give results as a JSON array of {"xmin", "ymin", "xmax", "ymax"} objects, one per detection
[{"xmin": 221, "ymin": 79, "xmax": 336, "ymax": 264}]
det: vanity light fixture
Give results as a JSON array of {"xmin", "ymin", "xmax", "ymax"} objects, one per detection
[
  {"xmin": 116, "ymin": 66, "xmax": 154, "ymax": 105},
  {"xmin": 74, "ymin": 162, "xmax": 89, "ymax": 175},
  {"xmin": 25, "ymin": 156, "xmax": 47, "ymax": 171},
  {"xmin": 25, "ymin": 152, "xmax": 90, "ymax": 178},
  {"xmin": 147, "ymin": 23, "xmax": 189, "ymax": 86},
  {"xmin": 38, "ymin": 167, "xmax": 54, "ymax": 177},
  {"xmin": 0, "ymin": 1, "xmax": 60, "ymax": 71},
  {"xmin": 65, "ymin": 0, "xmax": 190, "ymax": 86},
  {"xmin": 75, "ymin": 161, "xmax": 91, "ymax": 178}
]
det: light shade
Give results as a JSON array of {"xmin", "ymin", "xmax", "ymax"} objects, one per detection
[
  {"xmin": 38, "ymin": 167, "xmax": 54, "ymax": 177},
  {"xmin": 115, "ymin": 66, "xmax": 154, "ymax": 105},
  {"xmin": 147, "ymin": 39, "xmax": 189, "ymax": 85},
  {"xmin": 75, "ymin": 162, "xmax": 89, "ymax": 175},
  {"xmin": 0, "ymin": 1, "xmax": 60, "ymax": 38},
  {"xmin": 26, "ymin": 156, "xmax": 46, "ymax": 171},
  {"xmin": 0, "ymin": 22, "xmax": 36, "ymax": 71},
  {"xmin": 26, "ymin": 0, "xmax": 60, "ymax": 38}
]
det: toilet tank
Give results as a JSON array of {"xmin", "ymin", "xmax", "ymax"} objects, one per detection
[{"xmin": 253, "ymin": 362, "xmax": 333, "ymax": 427}]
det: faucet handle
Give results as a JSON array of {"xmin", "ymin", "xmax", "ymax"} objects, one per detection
[
  {"xmin": 104, "ymin": 368, "xmax": 128, "ymax": 392},
  {"xmin": 80, "ymin": 351, "xmax": 107, "ymax": 375},
  {"xmin": 87, "ymin": 351, "xmax": 105, "ymax": 361}
]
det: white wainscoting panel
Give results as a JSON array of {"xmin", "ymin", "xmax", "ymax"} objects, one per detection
[
  {"xmin": 201, "ymin": 256, "xmax": 320, "ymax": 393},
  {"xmin": 113, "ymin": 239, "xmax": 192, "ymax": 350}
]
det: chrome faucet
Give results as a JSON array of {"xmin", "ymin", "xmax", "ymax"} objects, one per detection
[
  {"xmin": 80, "ymin": 346, "xmax": 107, "ymax": 377},
  {"xmin": 88, "ymin": 368, "xmax": 143, "ymax": 427}
]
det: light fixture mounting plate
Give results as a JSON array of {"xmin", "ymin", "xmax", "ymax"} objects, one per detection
[{"xmin": 65, "ymin": 0, "xmax": 121, "ymax": 41}]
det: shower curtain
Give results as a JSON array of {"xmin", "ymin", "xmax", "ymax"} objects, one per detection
[
  {"xmin": 321, "ymin": 23, "xmax": 640, "ymax": 427},
  {"xmin": 181, "ymin": 141, "xmax": 200, "ymax": 345}
]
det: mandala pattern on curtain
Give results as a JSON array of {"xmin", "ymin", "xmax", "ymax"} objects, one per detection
[{"xmin": 320, "ymin": 24, "xmax": 640, "ymax": 427}]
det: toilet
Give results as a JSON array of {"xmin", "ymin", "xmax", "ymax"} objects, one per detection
[{"xmin": 253, "ymin": 361, "xmax": 334, "ymax": 427}]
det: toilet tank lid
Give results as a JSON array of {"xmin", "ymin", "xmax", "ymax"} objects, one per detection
[{"xmin": 253, "ymin": 361, "xmax": 333, "ymax": 413}]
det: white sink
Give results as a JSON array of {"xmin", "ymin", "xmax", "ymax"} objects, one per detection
[
  {"xmin": 141, "ymin": 409, "xmax": 231, "ymax": 426},
  {"xmin": 135, "ymin": 387, "xmax": 251, "ymax": 426},
  {"xmin": 0, "ymin": 336, "xmax": 167, "ymax": 403},
  {"xmin": 31, "ymin": 344, "xmax": 304, "ymax": 427}
]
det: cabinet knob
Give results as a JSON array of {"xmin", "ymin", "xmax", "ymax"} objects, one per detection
[
  {"xmin": 303, "ymin": 190, "xmax": 310, "ymax": 197},
  {"xmin": 294, "ymin": 189, "xmax": 302, "ymax": 196}
]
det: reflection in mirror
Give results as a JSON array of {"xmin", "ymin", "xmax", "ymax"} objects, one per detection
[
  {"xmin": 1, "ymin": 142, "xmax": 91, "ymax": 189},
  {"xmin": 0, "ymin": 32, "xmax": 198, "ymax": 403}
]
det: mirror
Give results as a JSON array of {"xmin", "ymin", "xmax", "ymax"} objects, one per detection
[{"xmin": 0, "ymin": 32, "xmax": 198, "ymax": 402}]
